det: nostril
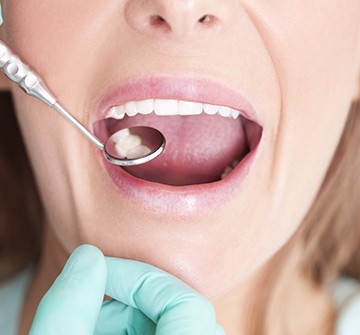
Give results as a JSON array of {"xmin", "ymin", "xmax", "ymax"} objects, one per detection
[
  {"xmin": 150, "ymin": 15, "xmax": 168, "ymax": 27},
  {"xmin": 198, "ymin": 15, "xmax": 215, "ymax": 25},
  {"xmin": 149, "ymin": 14, "xmax": 217, "ymax": 30}
]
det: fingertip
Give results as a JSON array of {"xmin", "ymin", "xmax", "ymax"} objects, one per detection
[
  {"xmin": 63, "ymin": 244, "xmax": 106, "ymax": 274},
  {"xmin": 72, "ymin": 244, "xmax": 105, "ymax": 260},
  {"xmin": 73, "ymin": 243, "xmax": 104, "ymax": 256}
]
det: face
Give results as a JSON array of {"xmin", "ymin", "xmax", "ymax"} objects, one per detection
[{"xmin": 2, "ymin": 1, "xmax": 360, "ymax": 298}]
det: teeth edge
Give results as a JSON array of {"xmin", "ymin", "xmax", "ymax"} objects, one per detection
[{"xmin": 106, "ymin": 99, "xmax": 240, "ymax": 120}]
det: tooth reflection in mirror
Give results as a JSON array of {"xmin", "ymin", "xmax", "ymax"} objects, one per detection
[{"xmin": 104, "ymin": 126, "xmax": 166, "ymax": 166}]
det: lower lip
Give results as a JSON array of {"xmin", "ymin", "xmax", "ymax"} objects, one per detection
[{"xmin": 100, "ymin": 142, "xmax": 261, "ymax": 218}]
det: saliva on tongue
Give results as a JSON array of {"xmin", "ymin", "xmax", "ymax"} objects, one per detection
[{"xmin": 109, "ymin": 113, "xmax": 248, "ymax": 186}]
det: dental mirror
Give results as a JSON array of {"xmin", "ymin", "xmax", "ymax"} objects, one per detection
[
  {"xmin": 0, "ymin": 41, "xmax": 165, "ymax": 166},
  {"xmin": 104, "ymin": 126, "xmax": 166, "ymax": 166}
]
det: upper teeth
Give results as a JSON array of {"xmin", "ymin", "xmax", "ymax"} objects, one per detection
[{"xmin": 106, "ymin": 99, "xmax": 240, "ymax": 120}]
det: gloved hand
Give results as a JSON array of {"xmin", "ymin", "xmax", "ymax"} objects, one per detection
[{"xmin": 30, "ymin": 245, "xmax": 225, "ymax": 334}]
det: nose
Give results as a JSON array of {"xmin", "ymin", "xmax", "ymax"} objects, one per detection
[{"xmin": 125, "ymin": 0, "xmax": 234, "ymax": 40}]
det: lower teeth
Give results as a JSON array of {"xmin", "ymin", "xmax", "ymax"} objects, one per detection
[{"xmin": 220, "ymin": 159, "xmax": 240, "ymax": 180}]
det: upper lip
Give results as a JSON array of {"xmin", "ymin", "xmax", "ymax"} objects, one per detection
[{"xmin": 91, "ymin": 76, "xmax": 262, "ymax": 126}]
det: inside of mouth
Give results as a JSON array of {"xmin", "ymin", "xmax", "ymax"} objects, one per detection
[{"xmin": 93, "ymin": 113, "xmax": 262, "ymax": 186}]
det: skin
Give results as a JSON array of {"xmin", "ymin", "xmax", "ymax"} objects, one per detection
[{"xmin": 1, "ymin": 0, "xmax": 360, "ymax": 333}]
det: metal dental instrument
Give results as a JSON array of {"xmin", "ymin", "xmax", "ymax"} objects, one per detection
[{"xmin": 0, "ymin": 41, "xmax": 165, "ymax": 166}]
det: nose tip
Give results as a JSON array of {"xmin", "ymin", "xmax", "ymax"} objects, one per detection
[{"xmin": 125, "ymin": 0, "xmax": 226, "ymax": 39}]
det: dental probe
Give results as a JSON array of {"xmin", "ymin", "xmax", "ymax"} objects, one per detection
[{"xmin": 0, "ymin": 41, "xmax": 165, "ymax": 166}]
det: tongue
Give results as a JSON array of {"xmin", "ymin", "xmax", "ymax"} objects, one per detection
[{"xmin": 106, "ymin": 114, "xmax": 248, "ymax": 185}]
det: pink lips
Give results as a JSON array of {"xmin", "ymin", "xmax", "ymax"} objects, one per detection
[{"xmin": 92, "ymin": 76, "xmax": 263, "ymax": 216}]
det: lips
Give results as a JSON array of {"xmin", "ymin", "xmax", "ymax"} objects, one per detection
[{"xmin": 91, "ymin": 77, "xmax": 263, "ymax": 212}]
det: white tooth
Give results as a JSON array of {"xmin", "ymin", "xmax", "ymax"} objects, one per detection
[
  {"xmin": 221, "ymin": 158, "xmax": 240, "ymax": 180},
  {"xmin": 112, "ymin": 131, "xmax": 142, "ymax": 158},
  {"xmin": 127, "ymin": 145, "xmax": 151, "ymax": 159},
  {"xmin": 178, "ymin": 101, "xmax": 203, "ymax": 115},
  {"xmin": 221, "ymin": 166, "xmax": 234, "ymax": 180},
  {"xmin": 108, "ymin": 106, "xmax": 125, "ymax": 119},
  {"xmin": 218, "ymin": 106, "xmax": 232, "ymax": 118},
  {"xmin": 203, "ymin": 104, "xmax": 219, "ymax": 115},
  {"xmin": 231, "ymin": 109, "xmax": 240, "ymax": 119},
  {"xmin": 125, "ymin": 101, "xmax": 138, "ymax": 117},
  {"xmin": 111, "ymin": 128, "xmax": 131, "ymax": 141},
  {"xmin": 154, "ymin": 99, "xmax": 178, "ymax": 116},
  {"xmin": 135, "ymin": 99, "xmax": 154, "ymax": 115}
]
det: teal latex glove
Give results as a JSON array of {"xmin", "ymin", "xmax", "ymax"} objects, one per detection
[{"xmin": 30, "ymin": 245, "xmax": 225, "ymax": 334}]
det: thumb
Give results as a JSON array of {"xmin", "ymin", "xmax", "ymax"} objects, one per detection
[{"xmin": 30, "ymin": 245, "xmax": 107, "ymax": 335}]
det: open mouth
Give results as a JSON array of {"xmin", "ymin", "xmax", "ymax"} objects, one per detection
[{"xmin": 93, "ymin": 99, "xmax": 262, "ymax": 186}]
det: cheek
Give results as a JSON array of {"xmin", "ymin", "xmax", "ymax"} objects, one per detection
[
  {"xmin": 10, "ymin": 89, "xmax": 81, "ymax": 248},
  {"xmin": 247, "ymin": 0, "xmax": 360, "ymax": 123},
  {"xmin": 246, "ymin": 0, "xmax": 360, "ymax": 238},
  {"xmin": 4, "ymin": 1, "xmax": 121, "ymax": 116}
]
